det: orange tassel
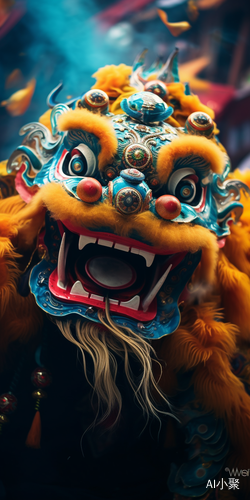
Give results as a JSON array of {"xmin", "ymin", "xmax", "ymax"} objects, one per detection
[{"xmin": 25, "ymin": 410, "xmax": 41, "ymax": 449}]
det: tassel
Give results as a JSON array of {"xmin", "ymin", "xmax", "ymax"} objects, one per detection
[{"xmin": 25, "ymin": 410, "xmax": 41, "ymax": 448}]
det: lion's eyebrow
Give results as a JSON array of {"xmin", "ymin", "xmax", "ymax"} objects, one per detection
[
  {"xmin": 58, "ymin": 108, "xmax": 118, "ymax": 170},
  {"xmin": 156, "ymin": 135, "xmax": 225, "ymax": 185}
]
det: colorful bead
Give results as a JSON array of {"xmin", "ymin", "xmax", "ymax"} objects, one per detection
[
  {"xmin": 0, "ymin": 392, "xmax": 18, "ymax": 414},
  {"xmin": 31, "ymin": 368, "xmax": 52, "ymax": 388},
  {"xmin": 185, "ymin": 112, "xmax": 214, "ymax": 138},
  {"xmin": 79, "ymin": 89, "xmax": 109, "ymax": 114},
  {"xmin": 144, "ymin": 80, "xmax": 168, "ymax": 100}
]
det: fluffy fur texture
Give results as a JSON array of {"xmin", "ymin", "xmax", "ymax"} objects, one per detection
[
  {"xmin": 56, "ymin": 298, "xmax": 171, "ymax": 426},
  {"xmin": 157, "ymin": 302, "xmax": 250, "ymax": 465},
  {"xmin": 57, "ymin": 108, "xmax": 118, "ymax": 171},
  {"xmin": 0, "ymin": 197, "xmax": 43, "ymax": 366},
  {"xmin": 166, "ymin": 82, "xmax": 215, "ymax": 126},
  {"xmin": 91, "ymin": 64, "xmax": 137, "ymax": 114},
  {"xmin": 157, "ymin": 134, "xmax": 225, "ymax": 184},
  {"xmin": 0, "ymin": 194, "xmax": 26, "ymax": 215},
  {"xmin": 217, "ymin": 252, "xmax": 250, "ymax": 344}
]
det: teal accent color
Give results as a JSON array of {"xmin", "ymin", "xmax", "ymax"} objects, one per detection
[
  {"xmin": 171, "ymin": 48, "xmax": 180, "ymax": 83},
  {"xmin": 167, "ymin": 383, "xmax": 229, "ymax": 497},
  {"xmin": 132, "ymin": 48, "xmax": 148, "ymax": 72},
  {"xmin": 184, "ymin": 82, "xmax": 191, "ymax": 95},
  {"xmin": 50, "ymin": 104, "xmax": 70, "ymax": 136},
  {"xmin": 156, "ymin": 47, "xmax": 180, "ymax": 83},
  {"xmin": 121, "ymin": 92, "xmax": 173, "ymax": 124}
]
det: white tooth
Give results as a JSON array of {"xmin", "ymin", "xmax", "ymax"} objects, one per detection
[
  {"xmin": 90, "ymin": 294, "xmax": 104, "ymax": 301},
  {"xmin": 130, "ymin": 247, "xmax": 140, "ymax": 255},
  {"xmin": 114, "ymin": 243, "xmax": 129, "ymax": 252},
  {"xmin": 78, "ymin": 235, "xmax": 96, "ymax": 250},
  {"xmin": 142, "ymin": 264, "xmax": 172, "ymax": 312},
  {"xmin": 131, "ymin": 247, "xmax": 155, "ymax": 266},
  {"xmin": 57, "ymin": 232, "xmax": 70, "ymax": 289},
  {"xmin": 98, "ymin": 239, "xmax": 113, "ymax": 247},
  {"xmin": 70, "ymin": 281, "xmax": 89, "ymax": 297},
  {"xmin": 109, "ymin": 299, "xmax": 119, "ymax": 305},
  {"xmin": 139, "ymin": 250, "xmax": 155, "ymax": 267},
  {"xmin": 120, "ymin": 295, "xmax": 140, "ymax": 310}
]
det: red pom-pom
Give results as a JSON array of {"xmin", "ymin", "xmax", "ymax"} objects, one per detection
[
  {"xmin": 77, "ymin": 178, "xmax": 102, "ymax": 203},
  {"xmin": 155, "ymin": 195, "xmax": 181, "ymax": 220}
]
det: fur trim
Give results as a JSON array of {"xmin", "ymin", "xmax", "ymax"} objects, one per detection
[
  {"xmin": 158, "ymin": 302, "xmax": 250, "ymax": 459},
  {"xmin": 229, "ymin": 168, "xmax": 250, "ymax": 189},
  {"xmin": 0, "ymin": 160, "xmax": 8, "ymax": 176},
  {"xmin": 159, "ymin": 303, "xmax": 238, "ymax": 373},
  {"xmin": 22, "ymin": 183, "xmax": 218, "ymax": 283},
  {"xmin": 92, "ymin": 64, "xmax": 138, "ymax": 115},
  {"xmin": 57, "ymin": 109, "xmax": 118, "ymax": 171},
  {"xmin": 157, "ymin": 135, "xmax": 225, "ymax": 184},
  {"xmin": 0, "ymin": 195, "xmax": 26, "ymax": 215},
  {"xmin": 217, "ymin": 252, "xmax": 250, "ymax": 344},
  {"xmin": 0, "ymin": 210, "xmax": 43, "ymax": 365},
  {"xmin": 166, "ymin": 81, "xmax": 215, "ymax": 126},
  {"xmin": 223, "ymin": 222, "xmax": 250, "ymax": 278},
  {"xmin": 0, "ymin": 216, "xmax": 20, "ymax": 311},
  {"xmin": 92, "ymin": 64, "xmax": 135, "ymax": 98}
]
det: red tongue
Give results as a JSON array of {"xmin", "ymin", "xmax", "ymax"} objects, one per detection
[{"xmin": 85, "ymin": 256, "xmax": 136, "ymax": 290}]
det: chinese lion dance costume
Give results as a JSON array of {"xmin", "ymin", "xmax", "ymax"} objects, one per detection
[{"xmin": 1, "ymin": 50, "xmax": 250, "ymax": 500}]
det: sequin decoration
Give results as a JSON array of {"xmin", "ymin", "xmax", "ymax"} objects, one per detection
[
  {"xmin": 123, "ymin": 144, "xmax": 152, "ymax": 170},
  {"xmin": 115, "ymin": 187, "xmax": 142, "ymax": 214},
  {"xmin": 185, "ymin": 112, "xmax": 214, "ymax": 139}
]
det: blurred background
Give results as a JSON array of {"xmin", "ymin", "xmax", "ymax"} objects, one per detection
[{"xmin": 0, "ymin": 0, "xmax": 250, "ymax": 169}]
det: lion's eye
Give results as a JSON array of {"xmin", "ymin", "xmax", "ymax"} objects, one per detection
[
  {"xmin": 175, "ymin": 178, "xmax": 196, "ymax": 203},
  {"xmin": 167, "ymin": 168, "xmax": 203, "ymax": 207},
  {"xmin": 63, "ymin": 143, "xmax": 96, "ymax": 177},
  {"xmin": 173, "ymin": 175, "xmax": 203, "ymax": 206},
  {"xmin": 68, "ymin": 154, "xmax": 87, "ymax": 176}
]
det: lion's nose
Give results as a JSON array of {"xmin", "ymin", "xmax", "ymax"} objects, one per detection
[
  {"xmin": 155, "ymin": 195, "xmax": 181, "ymax": 220},
  {"xmin": 77, "ymin": 178, "xmax": 102, "ymax": 203},
  {"xmin": 108, "ymin": 168, "xmax": 152, "ymax": 215}
]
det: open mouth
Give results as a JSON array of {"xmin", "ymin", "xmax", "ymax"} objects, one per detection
[{"xmin": 48, "ymin": 221, "xmax": 187, "ymax": 321}]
